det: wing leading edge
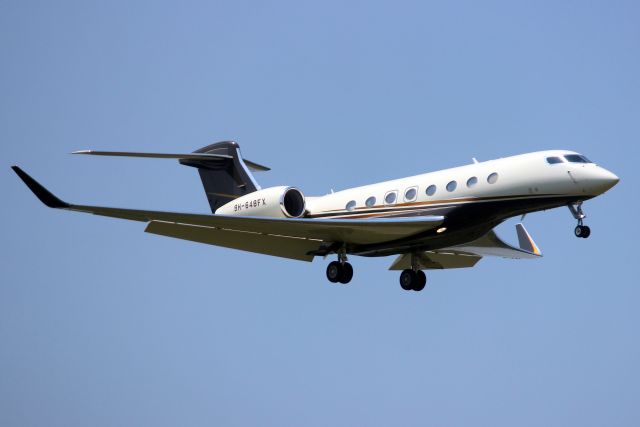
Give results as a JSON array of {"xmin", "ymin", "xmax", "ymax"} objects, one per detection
[{"xmin": 12, "ymin": 167, "xmax": 445, "ymax": 260}]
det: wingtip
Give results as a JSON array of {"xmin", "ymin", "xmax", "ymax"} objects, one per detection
[
  {"xmin": 71, "ymin": 150, "xmax": 91, "ymax": 154},
  {"xmin": 11, "ymin": 166, "xmax": 70, "ymax": 209},
  {"xmin": 516, "ymin": 223, "xmax": 543, "ymax": 257}
]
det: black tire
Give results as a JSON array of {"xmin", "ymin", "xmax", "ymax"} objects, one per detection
[
  {"xmin": 339, "ymin": 262, "xmax": 353, "ymax": 284},
  {"xmin": 400, "ymin": 269, "xmax": 415, "ymax": 291},
  {"xmin": 574, "ymin": 225, "xmax": 584, "ymax": 238},
  {"xmin": 326, "ymin": 261, "xmax": 342, "ymax": 283},
  {"xmin": 581, "ymin": 226, "xmax": 591, "ymax": 238},
  {"xmin": 413, "ymin": 270, "xmax": 427, "ymax": 291}
]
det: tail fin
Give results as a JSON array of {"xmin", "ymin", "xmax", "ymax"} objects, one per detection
[
  {"xmin": 72, "ymin": 140, "xmax": 269, "ymax": 213},
  {"xmin": 179, "ymin": 141, "xmax": 265, "ymax": 213}
]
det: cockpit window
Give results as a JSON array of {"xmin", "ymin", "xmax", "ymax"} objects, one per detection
[
  {"xmin": 564, "ymin": 154, "xmax": 592, "ymax": 163},
  {"xmin": 546, "ymin": 156, "xmax": 563, "ymax": 164}
]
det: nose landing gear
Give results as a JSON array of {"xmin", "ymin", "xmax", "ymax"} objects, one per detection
[
  {"xmin": 569, "ymin": 202, "xmax": 591, "ymax": 238},
  {"xmin": 574, "ymin": 224, "xmax": 591, "ymax": 238}
]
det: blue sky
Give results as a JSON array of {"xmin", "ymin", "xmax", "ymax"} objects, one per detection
[{"xmin": 1, "ymin": 1, "xmax": 639, "ymax": 426}]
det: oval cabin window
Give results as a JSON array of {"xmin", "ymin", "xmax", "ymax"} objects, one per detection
[
  {"xmin": 487, "ymin": 172, "xmax": 499, "ymax": 184},
  {"xmin": 467, "ymin": 176, "xmax": 478, "ymax": 188},
  {"xmin": 385, "ymin": 191, "xmax": 397, "ymax": 205},
  {"xmin": 404, "ymin": 187, "xmax": 417, "ymax": 201},
  {"xmin": 446, "ymin": 181, "xmax": 457, "ymax": 192},
  {"xmin": 346, "ymin": 200, "xmax": 356, "ymax": 211},
  {"xmin": 426, "ymin": 185, "xmax": 436, "ymax": 196},
  {"xmin": 365, "ymin": 196, "xmax": 376, "ymax": 207}
]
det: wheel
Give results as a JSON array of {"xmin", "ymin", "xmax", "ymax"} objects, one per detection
[
  {"xmin": 338, "ymin": 262, "xmax": 353, "ymax": 284},
  {"xmin": 581, "ymin": 226, "xmax": 591, "ymax": 238},
  {"xmin": 400, "ymin": 269, "xmax": 416, "ymax": 291},
  {"xmin": 326, "ymin": 261, "xmax": 342, "ymax": 283},
  {"xmin": 413, "ymin": 270, "xmax": 427, "ymax": 291},
  {"xmin": 574, "ymin": 225, "xmax": 584, "ymax": 238}
]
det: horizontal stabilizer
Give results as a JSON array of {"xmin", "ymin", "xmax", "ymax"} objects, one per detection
[{"xmin": 72, "ymin": 149, "xmax": 270, "ymax": 171}]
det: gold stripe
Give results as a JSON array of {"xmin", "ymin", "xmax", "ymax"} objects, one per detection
[{"xmin": 311, "ymin": 193, "xmax": 564, "ymax": 219}]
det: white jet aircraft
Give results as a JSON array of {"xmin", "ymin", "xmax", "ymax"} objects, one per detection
[{"xmin": 12, "ymin": 141, "xmax": 618, "ymax": 292}]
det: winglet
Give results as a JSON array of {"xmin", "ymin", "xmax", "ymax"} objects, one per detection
[
  {"xmin": 11, "ymin": 166, "xmax": 70, "ymax": 208},
  {"xmin": 516, "ymin": 223, "xmax": 542, "ymax": 256}
]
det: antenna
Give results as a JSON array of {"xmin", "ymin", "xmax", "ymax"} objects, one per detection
[{"xmin": 472, "ymin": 157, "xmax": 479, "ymax": 164}]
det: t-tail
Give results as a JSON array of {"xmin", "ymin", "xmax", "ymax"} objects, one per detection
[{"xmin": 73, "ymin": 141, "xmax": 269, "ymax": 213}]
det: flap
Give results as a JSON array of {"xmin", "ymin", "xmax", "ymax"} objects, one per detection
[
  {"xmin": 389, "ymin": 251, "xmax": 481, "ymax": 270},
  {"xmin": 145, "ymin": 221, "xmax": 319, "ymax": 261}
]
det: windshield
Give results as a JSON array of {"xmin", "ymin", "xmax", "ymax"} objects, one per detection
[
  {"xmin": 546, "ymin": 156, "xmax": 564, "ymax": 164},
  {"xmin": 564, "ymin": 154, "xmax": 592, "ymax": 163}
]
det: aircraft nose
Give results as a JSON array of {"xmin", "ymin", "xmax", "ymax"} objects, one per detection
[{"xmin": 593, "ymin": 168, "xmax": 619, "ymax": 193}]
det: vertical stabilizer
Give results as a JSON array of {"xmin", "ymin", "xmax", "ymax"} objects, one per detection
[{"xmin": 180, "ymin": 141, "xmax": 264, "ymax": 213}]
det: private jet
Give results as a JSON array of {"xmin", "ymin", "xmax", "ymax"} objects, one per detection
[{"xmin": 12, "ymin": 141, "xmax": 618, "ymax": 291}]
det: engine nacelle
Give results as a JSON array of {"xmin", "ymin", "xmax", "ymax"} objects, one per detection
[{"xmin": 215, "ymin": 186, "xmax": 306, "ymax": 218}]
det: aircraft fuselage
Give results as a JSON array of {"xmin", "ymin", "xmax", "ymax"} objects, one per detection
[{"xmin": 303, "ymin": 150, "xmax": 618, "ymax": 256}]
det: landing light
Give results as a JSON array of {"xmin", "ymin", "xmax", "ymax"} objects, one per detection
[{"xmin": 437, "ymin": 227, "xmax": 447, "ymax": 234}]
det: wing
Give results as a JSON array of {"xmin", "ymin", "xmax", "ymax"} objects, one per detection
[
  {"xmin": 12, "ymin": 167, "xmax": 445, "ymax": 260},
  {"xmin": 450, "ymin": 223, "xmax": 542, "ymax": 258},
  {"xmin": 389, "ymin": 223, "xmax": 541, "ymax": 270}
]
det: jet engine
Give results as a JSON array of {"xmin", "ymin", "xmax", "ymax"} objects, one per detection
[{"xmin": 215, "ymin": 186, "xmax": 306, "ymax": 218}]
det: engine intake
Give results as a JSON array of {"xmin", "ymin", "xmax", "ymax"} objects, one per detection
[{"xmin": 281, "ymin": 187, "xmax": 305, "ymax": 218}]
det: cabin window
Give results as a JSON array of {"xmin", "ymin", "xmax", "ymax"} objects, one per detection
[
  {"xmin": 404, "ymin": 187, "xmax": 417, "ymax": 201},
  {"xmin": 384, "ymin": 191, "xmax": 397, "ymax": 205},
  {"xmin": 546, "ymin": 156, "xmax": 563, "ymax": 164},
  {"xmin": 466, "ymin": 176, "xmax": 478, "ymax": 188},
  {"xmin": 346, "ymin": 200, "xmax": 356, "ymax": 211},
  {"xmin": 446, "ymin": 180, "xmax": 457, "ymax": 192},
  {"xmin": 564, "ymin": 154, "xmax": 592, "ymax": 163},
  {"xmin": 365, "ymin": 196, "xmax": 376, "ymax": 207},
  {"xmin": 425, "ymin": 185, "xmax": 437, "ymax": 196},
  {"xmin": 487, "ymin": 172, "xmax": 499, "ymax": 184}
]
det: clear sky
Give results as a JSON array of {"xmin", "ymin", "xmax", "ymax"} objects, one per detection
[{"xmin": 1, "ymin": 1, "xmax": 639, "ymax": 426}]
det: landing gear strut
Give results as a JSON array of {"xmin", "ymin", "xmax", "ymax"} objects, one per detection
[
  {"xmin": 399, "ymin": 253, "xmax": 427, "ymax": 291},
  {"xmin": 568, "ymin": 202, "xmax": 591, "ymax": 238},
  {"xmin": 326, "ymin": 248, "xmax": 353, "ymax": 284}
]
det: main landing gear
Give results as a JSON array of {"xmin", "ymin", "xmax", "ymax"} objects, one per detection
[
  {"xmin": 400, "ymin": 269, "xmax": 426, "ymax": 292},
  {"xmin": 399, "ymin": 253, "xmax": 427, "ymax": 292},
  {"xmin": 568, "ymin": 202, "xmax": 591, "ymax": 238},
  {"xmin": 326, "ymin": 250, "xmax": 353, "ymax": 284}
]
